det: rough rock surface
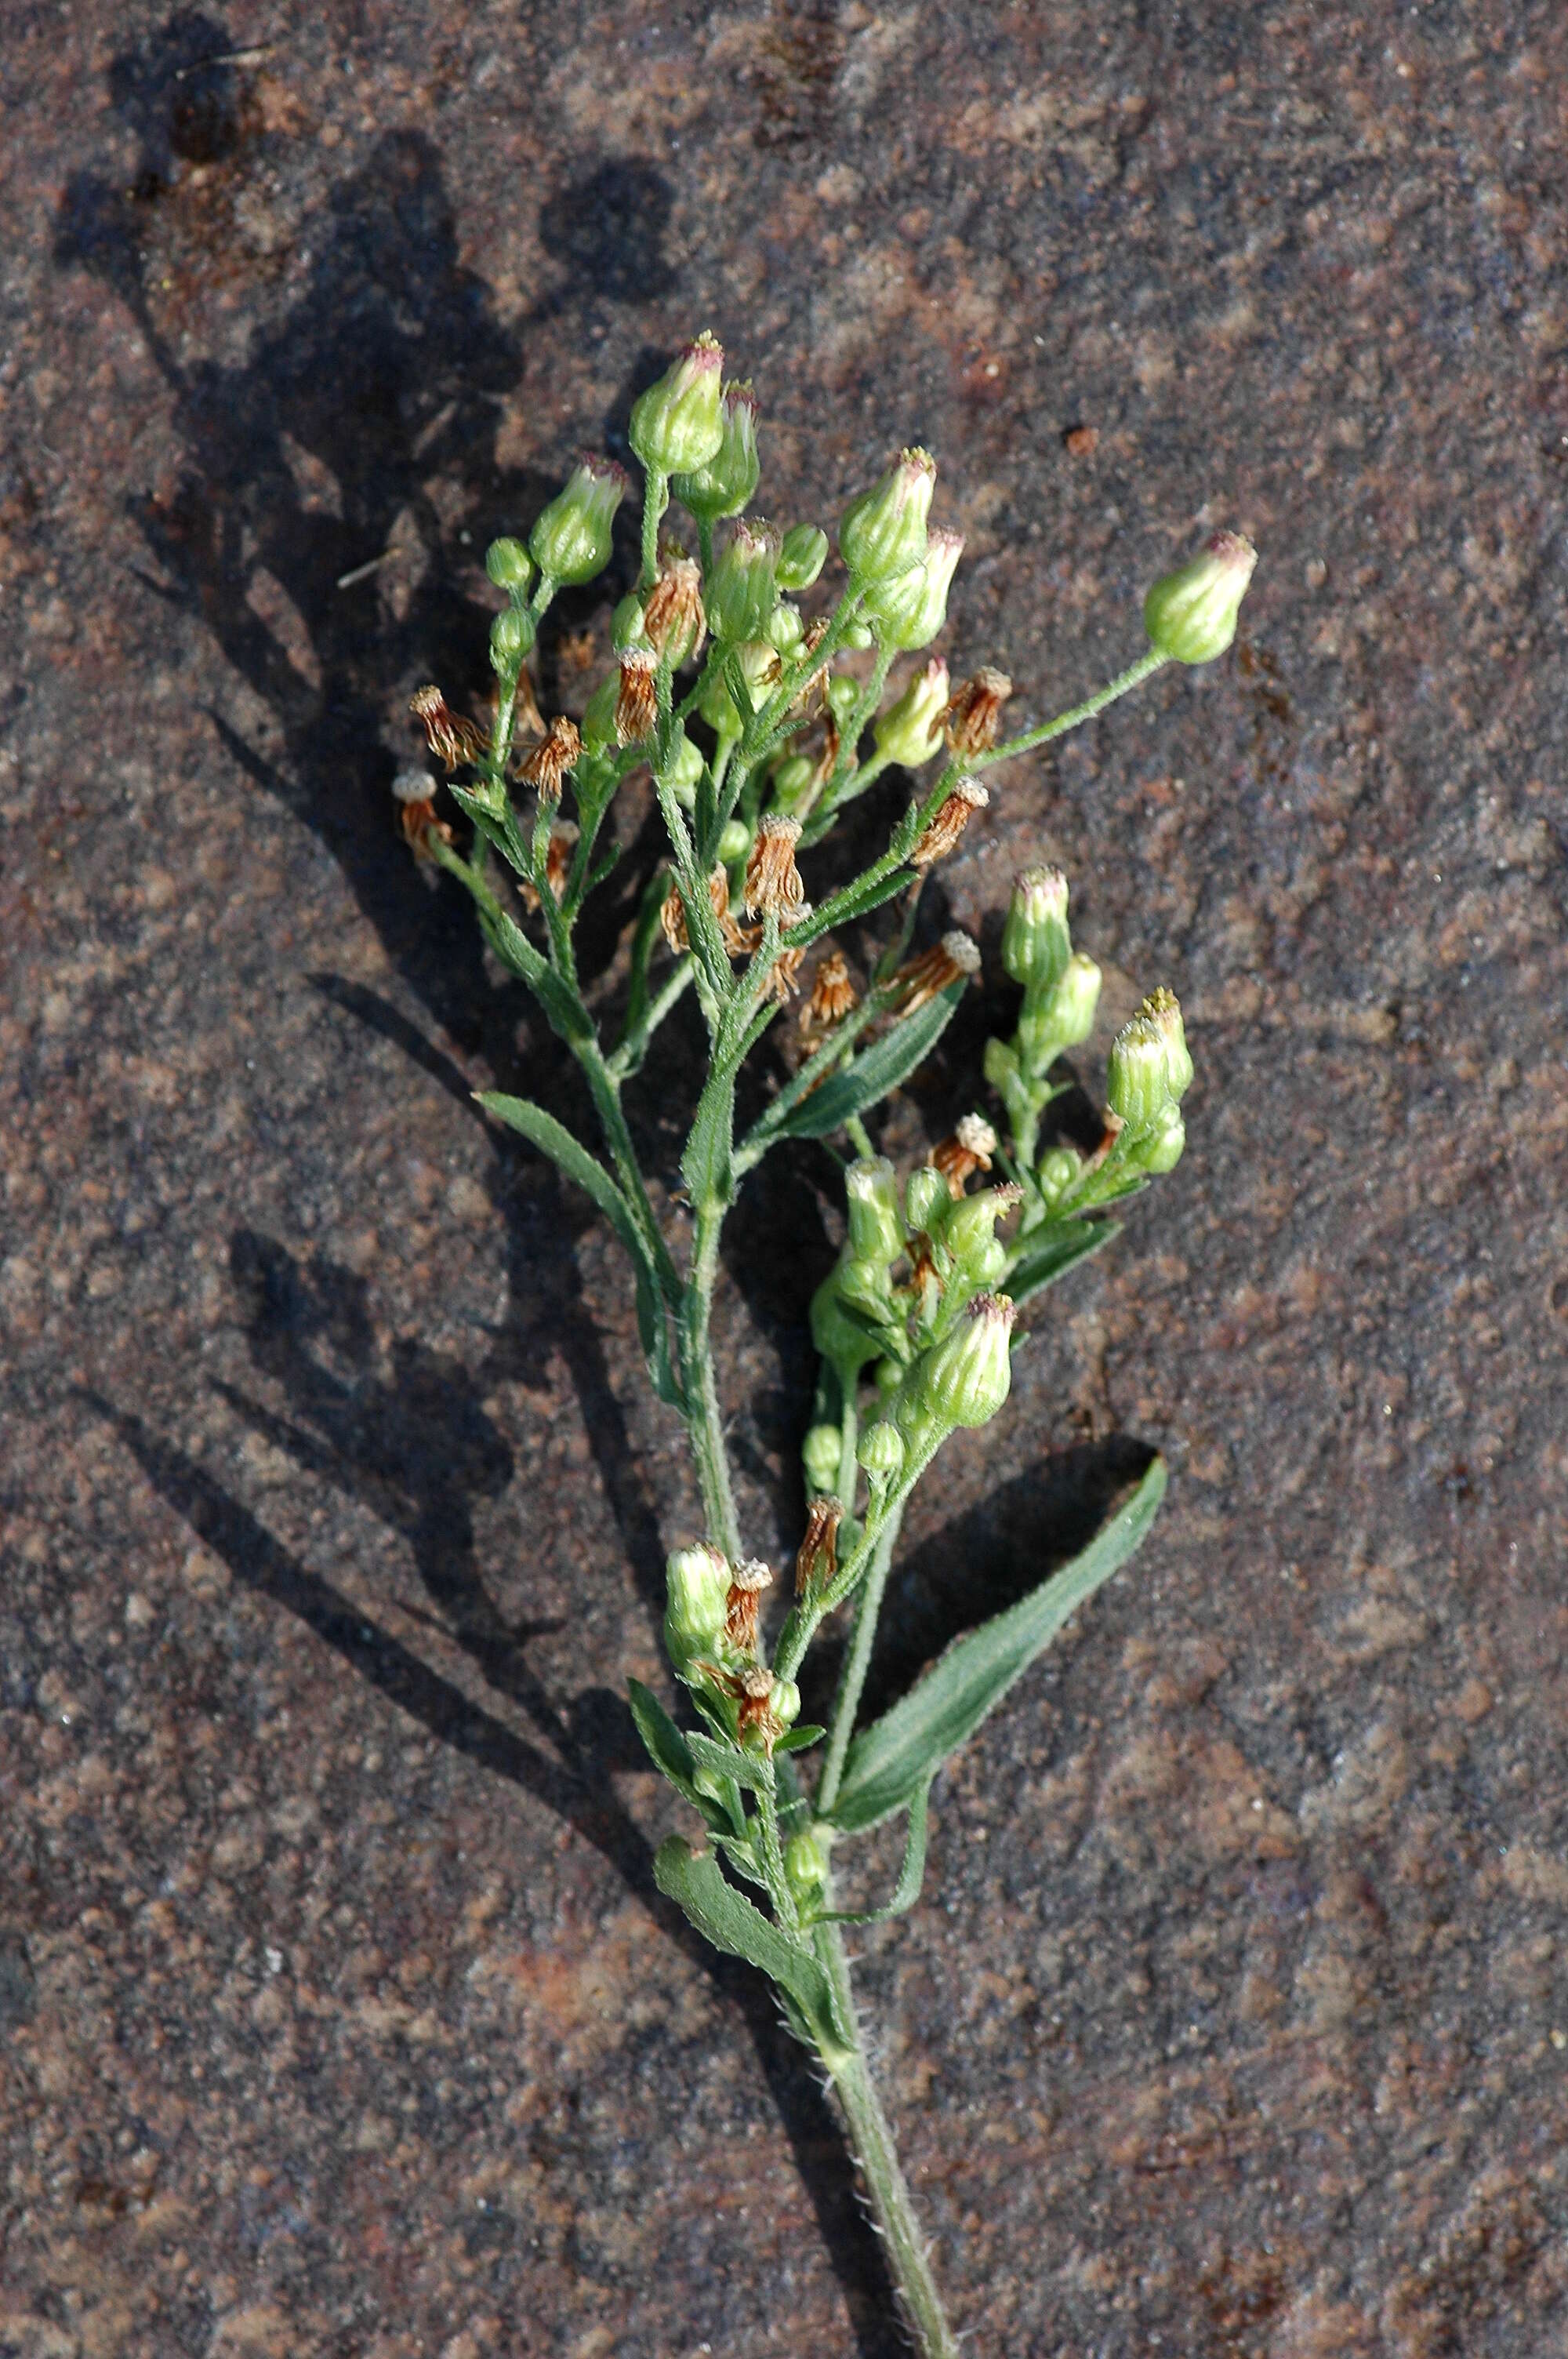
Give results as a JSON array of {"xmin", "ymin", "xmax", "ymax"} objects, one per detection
[{"xmin": 4, "ymin": 4, "xmax": 1567, "ymax": 2354}]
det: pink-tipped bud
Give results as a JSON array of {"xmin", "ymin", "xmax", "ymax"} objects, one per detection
[{"xmin": 1143, "ymin": 530, "xmax": 1258, "ymax": 664}]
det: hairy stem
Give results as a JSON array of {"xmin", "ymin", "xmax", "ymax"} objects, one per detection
[
  {"xmin": 977, "ymin": 645, "xmax": 1168, "ymax": 770},
  {"xmin": 681, "ymin": 1197, "xmax": 740, "ymax": 1561},
  {"xmin": 815, "ymin": 1494, "xmax": 904, "ymax": 1819},
  {"xmin": 815, "ymin": 1925, "xmax": 960, "ymax": 2359}
]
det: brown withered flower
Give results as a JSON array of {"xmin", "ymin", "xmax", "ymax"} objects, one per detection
[
  {"xmin": 409, "ymin": 685, "xmax": 487, "ymax": 770},
  {"xmin": 691, "ymin": 1663, "xmax": 793, "ymax": 1757},
  {"xmin": 521, "ymin": 820, "xmax": 580, "ymax": 910},
  {"xmin": 517, "ymin": 714, "xmax": 582, "ymax": 805},
  {"xmin": 795, "ymin": 1496, "xmax": 843, "ymax": 1597},
  {"xmin": 945, "ymin": 666, "xmax": 1013, "ymax": 757},
  {"xmin": 911, "ymin": 776, "xmax": 989, "ymax": 870},
  {"xmin": 662, "ymin": 867, "xmax": 760, "ymax": 960},
  {"xmin": 614, "ymin": 648, "xmax": 659, "ymax": 746},
  {"xmin": 642, "ymin": 553, "xmax": 706, "ymax": 665},
  {"xmin": 390, "ymin": 768, "xmax": 453, "ymax": 854},
  {"xmin": 724, "ymin": 1559, "xmax": 773, "ymax": 1656},
  {"xmin": 744, "ymin": 813, "xmax": 807, "ymax": 921},
  {"xmin": 884, "ymin": 928, "xmax": 982, "ymax": 1015},
  {"xmin": 932, "ymin": 1111, "xmax": 998, "ymax": 1198},
  {"xmin": 800, "ymin": 948, "xmax": 857, "ymax": 1037},
  {"xmin": 763, "ymin": 943, "xmax": 807, "ymax": 1001}
]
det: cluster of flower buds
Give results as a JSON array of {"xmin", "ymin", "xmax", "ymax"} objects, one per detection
[
  {"xmin": 982, "ymin": 867, "xmax": 1102, "ymax": 1165},
  {"xmin": 1103, "ymin": 987, "xmax": 1193, "ymax": 1176},
  {"xmin": 808, "ymin": 1142, "xmax": 1025, "ymax": 1451},
  {"xmin": 662, "ymin": 1541, "xmax": 800, "ymax": 1755},
  {"xmin": 981, "ymin": 863, "xmax": 1196, "ymax": 1219}
]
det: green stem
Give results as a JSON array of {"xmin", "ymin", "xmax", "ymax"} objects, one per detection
[
  {"xmin": 814, "ymin": 1926, "xmax": 960, "ymax": 2359},
  {"xmin": 697, "ymin": 516, "xmax": 714, "ymax": 578},
  {"xmin": 641, "ymin": 468, "xmax": 667, "ymax": 590},
  {"xmin": 753, "ymin": 1772, "xmax": 798, "ymax": 1930},
  {"xmin": 815, "ymin": 1493, "xmax": 903, "ymax": 1819},
  {"xmin": 975, "ymin": 646, "xmax": 1168, "ymax": 772},
  {"xmin": 681, "ymin": 1197, "xmax": 740, "ymax": 1561}
]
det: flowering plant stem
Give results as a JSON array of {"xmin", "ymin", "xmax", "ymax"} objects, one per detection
[{"xmin": 399, "ymin": 331, "xmax": 1254, "ymax": 2352}]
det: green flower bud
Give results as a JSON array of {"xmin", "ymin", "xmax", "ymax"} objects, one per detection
[
  {"xmin": 663, "ymin": 1542, "xmax": 730, "ymax": 1674},
  {"xmin": 1036, "ymin": 1146, "xmax": 1083, "ymax": 1207},
  {"xmin": 837, "ymin": 1255, "xmax": 895, "ymax": 1325},
  {"xmin": 905, "ymin": 1292, "xmax": 1017, "ymax": 1435},
  {"xmin": 903, "ymin": 1163, "xmax": 948, "ymax": 1238},
  {"xmin": 1002, "ymin": 866, "xmax": 1072, "ymax": 992},
  {"xmin": 630, "ymin": 331, "xmax": 727, "ymax": 477},
  {"xmin": 670, "ymin": 379, "xmax": 759, "ymax": 521},
  {"xmin": 1105, "ymin": 1014, "xmax": 1175, "ymax": 1136},
  {"xmin": 874, "ymin": 657, "xmax": 950, "ymax": 769},
  {"xmin": 771, "ymin": 1676, "xmax": 800, "ymax": 1731},
  {"xmin": 1139, "ymin": 1107, "xmax": 1186, "ymax": 1174},
  {"xmin": 839, "ymin": 446, "xmax": 936, "ymax": 583},
  {"xmin": 825, "ymin": 674, "xmax": 860, "ymax": 731},
  {"xmin": 611, "ymin": 594, "xmax": 650, "ymax": 653},
  {"xmin": 1050, "ymin": 952, "xmax": 1103, "ymax": 1048},
  {"xmin": 777, "ymin": 522, "xmax": 829, "ymax": 592},
  {"xmin": 528, "ymin": 453, "xmax": 628, "ymax": 587},
  {"xmin": 862, "ymin": 528, "xmax": 964, "ymax": 652},
  {"xmin": 581, "ymin": 671, "xmax": 620, "ymax": 751},
  {"xmin": 1018, "ymin": 950, "xmax": 1102, "ymax": 1078},
  {"xmin": 717, "ymin": 817, "xmax": 752, "ymax": 864},
  {"xmin": 944, "ymin": 1184, "xmax": 1022, "ymax": 1274},
  {"xmin": 489, "ymin": 604, "xmax": 536, "ymax": 674},
  {"xmin": 1138, "ymin": 985, "xmax": 1194, "ymax": 1100},
  {"xmin": 845, "ymin": 1158, "xmax": 903, "ymax": 1268},
  {"xmin": 842, "ymin": 616, "xmax": 876, "ymax": 652},
  {"xmin": 485, "ymin": 536, "xmax": 533, "ymax": 593},
  {"xmin": 802, "ymin": 1422, "xmax": 843, "ymax": 1498},
  {"xmin": 1143, "ymin": 530, "xmax": 1258, "ymax": 665},
  {"xmin": 785, "ymin": 1826, "xmax": 829, "ymax": 1906},
  {"xmin": 857, "ymin": 1419, "xmax": 905, "ymax": 1485},
  {"xmin": 769, "ymin": 753, "xmax": 818, "ymax": 817},
  {"xmin": 766, "ymin": 599, "xmax": 804, "ymax": 656}
]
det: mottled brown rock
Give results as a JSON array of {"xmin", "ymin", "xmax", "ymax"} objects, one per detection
[{"xmin": 4, "ymin": 4, "xmax": 1568, "ymax": 2355}]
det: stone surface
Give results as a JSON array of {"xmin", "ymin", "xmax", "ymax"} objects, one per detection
[{"xmin": 5, "ymin": 3, "xmax": 1568, "ymax": 2354}]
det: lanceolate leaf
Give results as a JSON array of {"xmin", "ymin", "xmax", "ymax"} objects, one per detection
[
  {"xmin": 479, "ymin": 1094, "xmax": 680, "ymax": 1403},
  {"xmin": 1007, "ymin": 1217, "xmax": 1120, "ymax": 1309},
  {"xmin": 827, "ymin": 1456, "xmax": 1168, "ymax": 1835},
  {"xmin": 793, "ymin": 864, "xmax": 914, "ymax": 945},
  {"xmin": 756, "ymin": 984, "xmax": 964, "ymax": 1147},
  {"xmin": 654, "ymin": 1837, "xmax": 844, "ymax": 2048}
]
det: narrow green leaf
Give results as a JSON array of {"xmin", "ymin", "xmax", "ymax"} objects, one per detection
[
  {"xmin": 761, "ymin": 984, "xmax": 964, "ymax": 1145},
  {"xmin": 815, "ymin": 1782, "xmax": 930, "ymax": 1924},
  {"xmin": 478, "ymin": 907, "xmax": 587, "ymax": 1044},
  {"xmin": 654, "ymin": 1837, "xmax": 841, "ymax": 2043},
  {"xmin": 774, "ymin": 1724, "xmax": 827, "ymax": 1755},
  {"xmin": 792, "ymin": 864, "xmax": 913, "ymax": 945},
  {"xmin": 1006, "ymin": 1218, "xmax": 1120, "ymax": 1308},
  {"xmin": 479, "ymin": 1092, "xmax": 641, "ymax": 1256},
  {"xmin": 829, "ymin": 1456, "xmax": 1168, "ymax": 1834},
  {"xmin": 627, "ymin": 1679, "xmax": 721, "ymax": 1820},
  {"xmin": 480, "ymin": 1092, "xmax": 679, "ymax": 1402}
]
